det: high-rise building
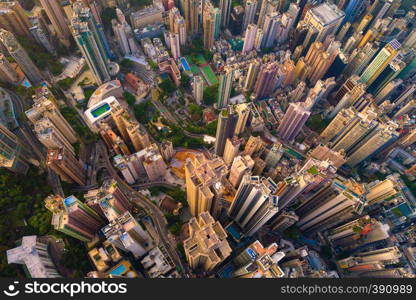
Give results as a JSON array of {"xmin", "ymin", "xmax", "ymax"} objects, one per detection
[
  {"xmin": 346, "ymin": 121, "xmax": 399, "ymax": 167},
  {"xmin": 360, "ymin": 39, "xmax": 401, "ymax": 85},
  {"xmin": 264, "ymin": 142, "xmax": 283, "ymax": 169},
  {"xmin": 45, "ymin": 194, "xmax": 105, "ymax": 242},
  {"xmin": 214, "ymin": 107, "xmax": 238, "ymax": 156},
  {"xmin": 168, "ymin": 32, "xmax": 181, "ymax": 59},
  {"xmin": 184, "ymin": 211, "xmax": 232, "ymax": 271},
  {"xmin": 34, "ymin": 118, "xmax": 75, "ymax": 154},
  {"xmin": 254, "ymin": 61, "xmax": 279, "ymax": 99},
  {"xmin": 39, "ymin": 0, "xmax": 71, "ymax": 46},
  {"xmin": 261, "ymin": 12, "xmax": 281, "ymax": 49},
  {"xmin": 229, "ymin": 175, "xmax": 279, "ymax": 236},
  {"xmin": 0, "ymin": 1, "xmax": 32, "ymax": 38},
  {"xmin": 183, "ymin": 0, "xmax": 199, "ymax": 36},
  {"xmin": 185, "ymin": 153, "xmax": 229, "ymax": 216},
  {"xmin": 328, "ymin": 75, "xmax": 367, "ymax": 119},
  {"xmin": 102, "ymin": 211, "xmax": 152, "ymax": 258},
  {"xmin": 0, "ymin": 123, "xmax": 36, "ymax": 174},
  {"xmin": 242, "ymin": 24, "xmax": 257, "ymax": 54},
  {"xmin": 192, "ymin": 75, "xmax": 204, "ymax": 105},
  {"xmin": 342, "ymin": 0, "xmax": 366, "ymax": 25},
  {"xmin": 0, "ymin": 52, "xmax": 19, "ymax": 84},
  {"xmin": 301, "ymin": 2, "xmax": 345, "ymax": 43},
  {"xmin": 244, "ymin": 58, "xmax": 262, "ymax": 92},
  {"xmin": 0, "ymin": 29, "xmax": 43, "ymax": 84},
  {"xmin": 70, "ymin": 1, "xmax": 111, "ymax": 85},
  {"xmin": 216, "ymin": 67, "xmax": 234, "ymax": 108},
  {"xmin": 309, "ymin": 144, "xmax": 346, "ymax": 168},
  {"xmin": 29, "ymin": 24, "xmax": 56, "ymax": 55},
  {"xmin": 368, "ymin": 58, "xmax": 406, "ymax": 96},
  {"xmin": 233, "ymin": 240, "xmax": 284, "ymax": 278},
  {"xmin": 343, "ymin": 43, "xmax": 379, "ymax": 78},
  {"xmin": 229, "ymin": 155, "xmax": 254, "ymax": 188},
  {"xmin": 243, "ymin": 135, "xmax": 264, "ymax": 157},
  {"xmin": 47, "ymin": 148, "xmax": 86, "ymax": 186},
  {"xmin": 296, "ymin": 178, "xmax": 366, "ymax": 234},
  {"xmin": 125, "ymin": 120, "xmax": 151, "ymax": 152},
  {"xmin": 327, "ymin": 216, "xmax": 391, "ymax": 251},
  {"xmin": 203, "ymin": 2, "xmax": 217, "ymax": 50},
  {"xmin": 219, "ymin": 0, "xmax": 232, "ymax": 28},
  {"xmin": 141, "ymin": 144, "xmax": 167, "ymax": 181},
  {"xmin": 169, "ymin": 7, "xmax": 186, "ymax": 46},
  {"xmin": 7, "ymin": 235, "xmax": 61, "ymax": 278},
  {"xmin": 234, "ymin": 103, "xmax": 251, "ymax": 136},
  {"xmin": 271, "ymin": 211, "xmax": 299, "ymax": 232},
  {"xmin": 276, "ymin": 102, "xmax": 311, "ymax": 142},
  {"xmin": 243, "ymin": 0, "xmax": 258, "ymax": 30},
  {"xmin": 258, "ymin": 0, "xmax": 279, "ymax": 28},
  {"xmin": 337, "ymin": 246, "xmax": 402, "ymax": 273},
  {"xmin": 223, "ymin": 136, "xmax": 242, "ymax": 166}
]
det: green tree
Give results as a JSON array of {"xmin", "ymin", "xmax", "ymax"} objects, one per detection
[
  {"xmin": 203, "ymin": 84, "xmax": 218, "ymax": 105},
  {"xmin": 123, "ymin": 91, "xmax": 136, "ymax": 107},
  {"xmin": 100, "ymin": 7, "xmax": 117, "ymax": 32},
  {"xmin": 159, "ymin": 78, "xmax": 176, "ymax": 95},
  {"xmin": 180, "ymin": 72, "xmax": 191, "ymax": 89},
  {"xmin": 206, "ymin": 119, "xmax": 218, "ymax": 136}
]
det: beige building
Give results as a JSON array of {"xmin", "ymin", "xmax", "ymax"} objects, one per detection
[
  {"xmin": 229, "ymin": 155, "xmax": 254, "ymax": 188},
  {"xmin": 0, "ymin": 1, "xmax": 32, "ymax": 38},
  {"xmin": 184, "ymin": 211, "xmax": 232, "ymax": 272},
  {"xmin": 185, "ymin": 153, "xmax": 230, "ymax": 217},
  {"xmin": 223, "ymin": 137, "xmax": 242, "ymax": 166},
  {"xmin": 47, "ymin": 148, "xmax": 86, "ymax": 186},
  {"xmin": 243, "ymin": 135, "xmax": 264, "ymax": 157},
  {"xmin": 39, "ymin": 0, "xmax": 71, "ymax": 46},
  {"xmin": 0, "ymin": 52, "xmax": 19, "ymax": 84}
]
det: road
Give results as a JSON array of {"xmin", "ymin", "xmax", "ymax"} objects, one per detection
[
  {"xmin": 7, "ymin": 89, "xmax": 46, "ymax": 163},
  {"xmin": 96, "ymin": 141, "xmax": 189, "ymax": 276}
]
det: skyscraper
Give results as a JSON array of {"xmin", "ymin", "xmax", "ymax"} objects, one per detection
[
  {"xmin": 0, "ymin": 29, "xmax": 43, "ymax": 84},
  {"xmin": 0, "ymin": 52, "xmax": 19, "ymax": 84},
  {"xmin": 39, "ymin": 0, "xmax": 71, "ymax": 46},
  {"xmin": 243, "ymin": 0, "xmax": 258, "ymax": 30},
  {"xmin": 183, "ymin": 0, "xmax": 199, "ymax": 36},
  {"xmin": 185, "ymin": 153, "xmax": 229, "ymax": 217},
  {"xmin": 223, "ymin": 136, "xmax": 242, "ymax": 166},
  {"xmin": 168, "ymin": 32, "xmax": 181, "ymax": 59},
  {"xmin": 360, "ymin": 39, "xmax": 401, "ymax": 85},
  {"xmin": 301, "ymin": 2, "xmax": 345, "ymax": 43},
  {"xmin": 47, "ymin": 148, "xmax": 86, "ymax": 186},
  {"xmin": 261, "ymin": 12, "xmax": 281, "ymax": 49},
  {"xmin": 244, "ymin": 58, "xmax": 261, "ymax": 92},
  {"xmin": 219, "ymin": 0, "xmax": 232, "ymax": 27},
  {"xmin": 45, "ymin": 194, "xmax": 105, "ymax": 242},
  {"xmin": 192, "ymin": 75, "xmax": 204, "ymax": 104},
  {"xmin": 216, "ymin": 67, "xmax": 234, "ymax": 108},
  {"xmin": 346, "ymin": 121, "xmax": 399, "ymax": 167},
  {"xmin": 258, "ymin": 0, "xmax": 279, "ymax": 28},
  {"xmin": 276, "ymin": 102, "xmax": 311, "ymax": 142},
  {"xmin": 228, "ymin": 175, "xmax": 279, "ymax": 236},
  {"xmin": 203, "ymin": 2, "xmax": 217, "ymax": 49},
  {"xmin": 0, "ymin": 1, "xmax": 32, "ymax": 38},
  {"xmin": 102, "ymin": 211, "xmax": 152, "ymax": 258},
  {"xmin": 254, "ymin": 61, "xmax": 279, "ymax": 99},
  {"xmin": 232, "ymin": 240, "xmax": 284, "ymax": 278},
  {"xmin": 184, "ymin": 211, "xmax": 232, "ymax": 271},
  {"xmin": 70, "ymin": 1, "xmax": 111, "ymax": 85},
  {"xmin": 0, "ymin": 123, "xmax": 37, "ymax": 174},
  {"xmin": 242, "ymin": 24, "xmax": 257, "ymax": 54},
  {"xmin": 342, "ymin": 0, "xmax": 366, "ymax": 25},
  {"xmin": 229, "ymin": 155, "xmax": 254, "ymax": 188},
  {"xmin": 296, "ymin": 178, "xmax": 366, "ymax": 234},
  {"xmin": 7, "ymin": 236, "xmax": 61, "ymax": 278},
  {"xmin": 214, "ymin": 107, "xmax": 238, "ymax": 156}
]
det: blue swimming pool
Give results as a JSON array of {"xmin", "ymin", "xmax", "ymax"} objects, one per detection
[
  {"xmin": 109, "ymin": 263, "xmax": 127, "ymax": 276},
  {"xmin": 180, "ymin": 57, "xmax": 190, "ymax": 72}
]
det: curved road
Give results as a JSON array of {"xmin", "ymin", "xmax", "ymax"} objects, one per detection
[{"xmin": 96, "ymin": 141, "xmax": 188, "ymax": 276}]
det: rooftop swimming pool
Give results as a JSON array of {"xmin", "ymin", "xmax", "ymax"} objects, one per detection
[{"xmin": 109, "ymin": 263, "xmax": 127, "ymax": 276}]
